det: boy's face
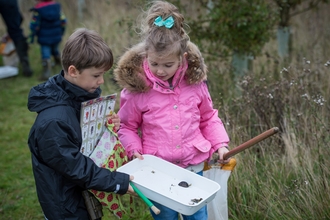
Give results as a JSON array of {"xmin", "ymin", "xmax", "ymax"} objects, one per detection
[{"xmin": 66, "ymin": 66, "xmax": 106, "ymax": 93}]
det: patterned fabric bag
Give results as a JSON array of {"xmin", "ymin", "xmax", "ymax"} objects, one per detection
[{"xmin": 89, "ymin": 119, "xmax": 136, "ymax": 219}]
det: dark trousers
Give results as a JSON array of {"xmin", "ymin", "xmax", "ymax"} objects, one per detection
[
  {"xmin": 0, "ymin": 0, "xmax": 25, "ymax": 44},
  {"xmin": 0, "ymin": 0, "xmax": 33, "ymax": 76}
]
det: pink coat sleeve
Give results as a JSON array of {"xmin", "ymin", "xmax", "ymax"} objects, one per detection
[
  {"xmin": 198, "ymin": 82, "xmax": 230, "ymax": 152},
  {"xmin": 117, "ymin": 89, "xmax": 143, "ymax": 158}
]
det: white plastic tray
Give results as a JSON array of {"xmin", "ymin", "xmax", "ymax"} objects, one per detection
[
  {"xmin": 117, "ymin": 154, "xmax": 220, "ymax": 215},
  {"xmin": 0, "ymin": 66, "xmax": 18, "ymax": 79}
]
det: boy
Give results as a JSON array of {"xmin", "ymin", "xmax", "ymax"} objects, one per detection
[{"xmin": 27, "ymin": 28, "xmax": 133, "ymax": 220}]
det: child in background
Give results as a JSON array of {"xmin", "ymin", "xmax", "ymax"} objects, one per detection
[
  {"xmin": 28, "ymin": 28, "xmax": 134, "ymax": 220},
  {"xmin": 114, "ymin": 1, "xmax": 230, "ymax": 219},
  {"xmin": 29, "ymin": 0, "xmax": 66, "ymax": 80}
]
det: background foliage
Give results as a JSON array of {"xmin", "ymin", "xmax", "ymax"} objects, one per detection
[{"xmin": 186, "ymin": 0, "xmax": 278, "ymax": 56}]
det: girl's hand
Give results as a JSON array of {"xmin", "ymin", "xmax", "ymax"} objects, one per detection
[
  {"xmin": 133, "ymin": 151, "xmax": 144, "ymax": 160},
  {"xmin": 217, "ymin": 147, "xmax": 230, "ymax": 164},
  {"xmin": 107, "ymin": 113, "xmax": 120, "ymax": 131}
]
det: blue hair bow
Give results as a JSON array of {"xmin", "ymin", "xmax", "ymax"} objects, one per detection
[{"xmin": 154, "ymin": 16, "xmax": 174, "ymax": 29}]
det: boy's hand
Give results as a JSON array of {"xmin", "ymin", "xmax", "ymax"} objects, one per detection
[
  {"xmin": 127, "ymin": 176, "xmax": 137, "ymax": 196},
  {"xmin": 217, "ymin": 147, "xmax": 230, "ymax": 164},
  {"xmin": 107, "ymin": 113, "xmax": 120, "ymax": 131}
]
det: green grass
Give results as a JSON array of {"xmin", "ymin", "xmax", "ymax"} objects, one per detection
[{"xmin": 0, "ymin": 72, "xmax": 44, "ymax": 219}]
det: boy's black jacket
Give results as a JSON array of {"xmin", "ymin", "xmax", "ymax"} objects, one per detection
[{"xmin": 27, "ymin": 71, "xmax": 129, "ymax": 219}]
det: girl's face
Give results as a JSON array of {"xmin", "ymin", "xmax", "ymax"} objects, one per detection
[
  {"xmin": 147, "ymin": 52, "xmax": 181, "ymax": 82},
  {"xmin": 66, "ymin": 66, "xmax": 106, "ymax": 93}
]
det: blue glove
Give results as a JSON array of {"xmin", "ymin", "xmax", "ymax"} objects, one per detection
[{"xmin": 29, "ymin": 33, "xmax": 35, "ymax": 44}]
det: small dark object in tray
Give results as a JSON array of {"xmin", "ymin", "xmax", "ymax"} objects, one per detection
[
  {"xmin": 178, "ymin": 181, "xmax": 191, "ymax": 188},
  {"xmin": 191, "ymin": 198, "xmax": 203, "ymax": 203}
]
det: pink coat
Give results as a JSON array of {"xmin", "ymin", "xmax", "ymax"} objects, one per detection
[{"xmin": 114, "ymin": 42, "xmax": 229, "ymax": 168}]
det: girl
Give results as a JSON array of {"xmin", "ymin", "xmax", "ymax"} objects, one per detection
[{"xmin": 114, "ymin": 1, "xmax": 230, "ymax": 219}]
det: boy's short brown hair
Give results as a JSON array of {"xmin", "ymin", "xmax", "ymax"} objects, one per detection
[{"xmin": 61, "ymin": 28, "xmax": 113, "ymax": 73}]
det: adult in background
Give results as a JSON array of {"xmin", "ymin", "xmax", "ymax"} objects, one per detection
[{"xmin": 0, "ymin": 0, "xmax": 33, "ymax": 77}]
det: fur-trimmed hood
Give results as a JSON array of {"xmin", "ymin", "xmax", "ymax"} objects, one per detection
[{"xmin": 114, "ymin": 41, "xmax": 207, "ymax": 93}]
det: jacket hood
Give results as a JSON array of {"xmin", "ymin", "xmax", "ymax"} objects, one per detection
[
  {"xmin": 28, "ymin": 72, "xmax": 101, "ymax": 113},
  {"xmin": 114, "ymin": 41, "xmax": 207, "ymax": 92},
  {"xmin": 34, "ymin": 2, "xmax": 61, "ymax": 21}
]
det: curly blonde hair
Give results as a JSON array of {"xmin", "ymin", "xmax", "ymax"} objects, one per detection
[{"xmin": 139, "ymin": 1, "xmax": 190, "ymax": 57}]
